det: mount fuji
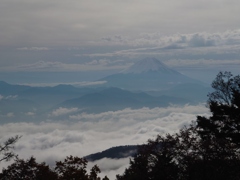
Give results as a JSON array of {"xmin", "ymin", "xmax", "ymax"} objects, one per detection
[
  {"xmin": 121, "ymin": 57, "xmax": 178, "ymax": 74},
  {"xmin": 99, "ymin": 57, "xmax": 203, "ymax": 90}
]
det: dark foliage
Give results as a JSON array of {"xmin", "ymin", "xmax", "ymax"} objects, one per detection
[
  {"xmin": 197, "ymin": 71, "xmax": 240, "ymax": 144},
  {"xmin": 0, "ymin": 156, "xmax": 109, "ymax": 180},
  {"xmin": 55, "ymin": 155, "xmax": 103, "ymax": 180},
  {"xmin": 117, "ymin": 126, "xmax": 240, "ymax": 180},
  {"xmin": 117, "ymin": 71, "xmax": 240, "ymax": 180},
  {"xmin": 0, "ymin": 157, "xmax": 58, "ymax": 180},
  {"xmin": 55, "ymin": 156, "xmax": 89, "ymax": 180}
]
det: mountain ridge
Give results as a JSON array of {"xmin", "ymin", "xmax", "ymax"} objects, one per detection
[
  {"xmin": 99, "ymin": 58, "xmax": 204, "ymax": 90},
  {"xmin": 58, "ymin": 87, "xmax": 192, "ymax": 113}
]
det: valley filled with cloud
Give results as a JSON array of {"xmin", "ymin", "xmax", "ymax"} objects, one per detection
[
  {"xmin": 0, "ymin": 104, "xmax": 208, "ymax": 179},
  {"xmin": 1, "ymin": 0, "xmax": 239, "ymax": 179}
]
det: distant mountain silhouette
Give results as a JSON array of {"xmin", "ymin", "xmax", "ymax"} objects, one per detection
[
  {"xmin": 0, "ymin": 82, "xmax": 99, "ymax": 122},
  {"xmin": 0, "ymin": 78, "xmax": 209, "ymax": 122},
  {"xmin": 85, "ymin": 145, "xmax": 139, "ymax": 161},
  {"xmin": 59, "ymin": 87, "xmax": 191, "ymax": 113},
  {"xmin": 99, "ymin": 57, "xmax": 204, "ymax": 90},
  {"xmin": 0, "ymin": 81, "xmax": 30, "ymax": 95}
]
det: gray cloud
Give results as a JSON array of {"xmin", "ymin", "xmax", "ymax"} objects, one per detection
[
  {"xmin": 81, "ymin": 30, "xmax": 240, "ymax": 70},
  {"xmin": 1, "ymin": 0, "xmax": 240, "ymax": 48},
  {"xmin": 3, "ymin": 60, "xmax": 128, "ymax": 72},
  {"xmin": 98, "ymin": 30, "xmax": 240, "ymax": 48},
  {"xmin": 167, "ymin": 59, "xmax": 240, "ymax": 70},
  {"xmin": 25, "ymin": 112, "xmax": 35, "ymax": 116},
  {"xmin": 0, "ymin": 95, "xmax": 18, "ymax": 101},
  {"xmin": 50, "ymin": 107, "xmax": 79, "ymax": 117},
  {"xmin": 6, "ymin": 112, "xmax": 15, "ymax": 118},
  {"xmin": 5, "ymin": 95, "xmax": 18, "ymax": 100},
  {"xmin": 17, "ymin": 47, "xmax": 49, "ymax": 51},
  {"xmin": 1, "ymin": 28, "xmax": 240, "ymax": 76}
]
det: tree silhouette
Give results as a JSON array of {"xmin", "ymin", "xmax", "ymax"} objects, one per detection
[
  {"xmin": 197, "ymin": 71, "xmax": 240, "ymax": 144},
  {"xmin": 55, "ymin": 156, "xmax": 89, "ymax": 180},
  {"xmin": 0, "ymin": 157, "xmax": 58, "ymax": 180},
  {"xmin": 117, "ymin": 71, "xmax": 240, "ymax": 180},
  {"xmin": 0, "ymin": 135, "xmax": 20, "ymax": 162},
  {"xmin": 117, "ymin": 125, "xmax": 240, "ymax": 180},
  {"xmin": 55, "ymin": 155, "xmax": 103, "ymax": 180},
  {"xmin": 0, "ymin": 156, "xmax": 108, "ymax": 180}
]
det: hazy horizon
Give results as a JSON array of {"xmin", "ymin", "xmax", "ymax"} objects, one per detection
[
  {"xmin": 1, "ymin": 1, "xmax": 240, "ymax": 85},
  {"xmin": 1, "ymin": 0, "xmax": 240, "ymax": 178}
]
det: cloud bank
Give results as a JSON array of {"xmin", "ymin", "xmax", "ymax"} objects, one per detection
[
  {"xmin": 98, "ymin": 30, "xmax": 240, "ymax": 48},
  {"xmin": 50, "ymin": 107, "xmax": 79, "ymax": 117},
  {"xmin": 0, "ymin": 104, "xmax": 208, "ymax": 178}
]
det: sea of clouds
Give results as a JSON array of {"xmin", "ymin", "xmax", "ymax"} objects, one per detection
[{"xmin": 0, "ymin": 104, "xmax": 209, "ymax": 179}]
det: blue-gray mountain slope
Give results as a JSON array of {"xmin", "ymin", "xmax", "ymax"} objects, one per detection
[
  {"xmin": 59, "ymin": 87, "xmax": 191, "ymax": 113},
  {"xmin": 99, "ymin": 57, "xmax": 204, "ymax": 90}
]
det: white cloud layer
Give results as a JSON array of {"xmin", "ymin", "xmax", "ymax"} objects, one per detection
[
  {"xmin": 50, "ymin": 107, "xmax": 79, "ymax": 117},
  {"xmin": 0, "ymin": 104, "xmax": 208, "ymax": 178}
]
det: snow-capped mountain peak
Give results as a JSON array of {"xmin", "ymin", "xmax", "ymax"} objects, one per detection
[
  {"xmin": 121, "ymin": 57, "xmax": 177, "ymax": 74},
  {"xmin": 99, "ymin": 57, "xmax": 203, "ymax": 90}
]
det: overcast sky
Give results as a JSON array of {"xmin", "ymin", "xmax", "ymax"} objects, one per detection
[
  {"xmin": 1, "ymin": 0, "xmax": 240, "ymax": 83},
  {"xmin": 1, "ymin": 2, "xmax": 238, "ymax": 177}
]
